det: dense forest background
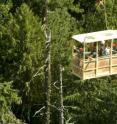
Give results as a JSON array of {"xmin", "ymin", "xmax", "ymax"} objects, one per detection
[{"xmin": 0, "ymin": 0, "xmax": 117, "ymax": 124}]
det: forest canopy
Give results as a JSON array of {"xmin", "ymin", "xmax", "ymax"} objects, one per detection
[{"xmin": 0, "ymin": 0, "xmax": 117, "ymax": 124}]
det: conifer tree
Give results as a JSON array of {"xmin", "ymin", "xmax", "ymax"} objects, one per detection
[
  {"xmin": 12, "ymin": 3, "xmax": 45, "ymax": 123},
  {"xmin": 0, "ymin": 1, "xmax": 25, "ymax": 123}
]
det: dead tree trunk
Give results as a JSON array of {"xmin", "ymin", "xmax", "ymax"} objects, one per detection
[
  {"xmin": 44, "ymin": 0, "xmax": 51, "ymax": 124},
  {"xmin": 59, "ymin": 65, "xmax": 64, "ymax": 124},
  {"xmin": 44, "ymin": 32, "xmax": 51, "ymax": 124}
]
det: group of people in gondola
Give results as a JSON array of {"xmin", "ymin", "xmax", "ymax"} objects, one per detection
[
  {"xmin": 74, "ymin": 42, "xmax": 113, "ymax": 59},
  {"xmin": 91, "ymin": 42, "xmax": 117, "ymax": 57},
  {"xmin": 74, "ymin": 41, "xmax": 117, "ymax": 59},
  {"xmin": 86, "ymin": 43, "xmax": 110, "ymax": 59}
]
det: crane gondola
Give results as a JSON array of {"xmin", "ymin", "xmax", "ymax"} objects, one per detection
[{"xmin": 72, "ymin": 30, "xmax": 117, "ymax": 80}]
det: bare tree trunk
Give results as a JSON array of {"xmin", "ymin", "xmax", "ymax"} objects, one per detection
[
  {"xmin": 59, "ymin": 65, "xmax": 64, "ymax": 124},
  {"xmin": 44, "ymin": 31, "xmax": 51, "ymax": 124},
  {"xmin": 44, "ymin": 0, "xmax": 51, "ymax": 123}
]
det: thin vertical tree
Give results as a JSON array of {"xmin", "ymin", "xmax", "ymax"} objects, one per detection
[
  {"xmin": 59, "ymin": 65, "xmax": 64, "ymax": 124},
  {"xmin": 44, "ymin": 0, "xmax": 51, "ymax": 124}
]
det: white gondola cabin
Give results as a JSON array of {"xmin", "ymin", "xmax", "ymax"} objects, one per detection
[{"xmin": 72, "ymin": 30, "xmax": 117, "ymax": 80}]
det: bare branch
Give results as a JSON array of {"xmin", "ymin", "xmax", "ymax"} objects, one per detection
[
  {"xmin": 49, "ymin": 104, "xmax": 60, "ymax": 111},
  {"xmin": 65, "ymin": 117, "xmax": 74, "ymax": 124},
  {"xmin": 33, "ymin": 106, "xmax": 45, "ymax": 117},
  {"xmin": 53, "ymin": 81, "xmax": 59, "ymax": 90}
]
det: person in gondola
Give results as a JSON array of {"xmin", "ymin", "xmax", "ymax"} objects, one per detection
[
  {"xmin": 79, "ymin": 45, "xmax": 83, "ymax": 53},
  {"xmin": 77, "ymin": 45, "xmax": 83, "ymax": 66},
  {"xmin": 100, "ymin": 45, "xmax": 104, "ymax": 56},
  {"xmin": 103, "ymin": 45, "xmax": 110, "ymax": 56},
  {"xmin": 113, "ymin": 42, "xmax": 117, "ymax": 51},
  {"xmin": 90, "ymin": 43, "xmax": 96, "ymax": 58}
]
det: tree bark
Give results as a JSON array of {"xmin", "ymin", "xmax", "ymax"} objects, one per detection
[
  {"xmin": 44, "ymin": 31, "xmax": 51, "ymax": 124},
  {"xmin": 44, "ymin": 0, "xmax": 51, "ymax": 123},
  {"xmin": 59, "ymin": 65, "xmax": 64, "ymax": 124}
]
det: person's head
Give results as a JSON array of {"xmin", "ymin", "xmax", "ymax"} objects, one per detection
[
  {"xmin": 94, "ymin": 42, "xmax": 96, "ymax": 47},
  {"xmin": 101, "ymin": 40, "xmax": 105, "ymax": 44},
  {"xmin": 105, "ymin": 44, "xmax": 108, "ymax": 48},
  {"xmin": 79, "ymin": 44, "xmax": 83, "ymax": 48}
]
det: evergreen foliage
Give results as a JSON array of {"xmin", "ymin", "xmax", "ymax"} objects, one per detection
[
  {"xmin": 12, "ymin": 3, "xmax": 45, "ymax": 123},
  {"xmin": 0, "ymin": 2, "xmax": 25, "ymax": 123},
  {"xmin": 64, "ymin": 78, "xmax": 117, "ymax": 124},
  {"xmin": 0, "ymin": 82, "xmax": 23, "ymax": 124},
  {"xmin": 0, "ymin": 0, "xmax": 117, "ymax": 124}
]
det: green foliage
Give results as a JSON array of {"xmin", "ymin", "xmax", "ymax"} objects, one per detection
[
  {"xmin": 0, "ymin": 81, "xmax": 23, "ymax": 124},
  {"xmin": 64, "ymin": 78, "xmax": 117, "ymax": 124},
  {"xmin": 12, "ymin": 3, "xmax": 45, "ymax": 123},
  {"xmin": 104, "ymin": 0, "xmax": 117, "ymax": 29},
  {"xmin": 14, "ymin": 2, "xmax": 45, "ymax": 101},
  {"xmin": 0, "ymin": 0, "xmax": 117, "ymax": 124},
  {"xmin": 0, "ymin": 1, "xmax": 17, "ymax": 80},
  {"xmin": 48, "ymin": 1, "xmax": 83, "ymax": 81},
  {"xmin": 0, "ymin": 2, "xmax": 26, "ymax": 123},
  {"xmin": 0, "ymin": 2, "xmax": 44, "ymax": 123}
]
